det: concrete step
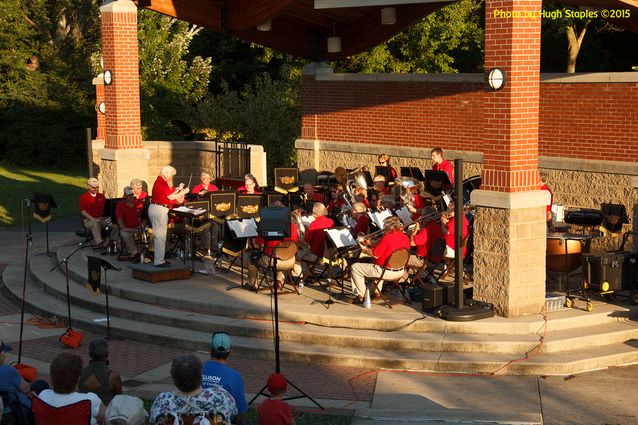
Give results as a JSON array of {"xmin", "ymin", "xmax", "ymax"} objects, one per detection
[
  {"xmin": 27, "ymin": 253, "xmax": 638, "ymax": 356},
  {"xmin": 6, "ymin": 266, "xmax": 638, "ymax": 375}
]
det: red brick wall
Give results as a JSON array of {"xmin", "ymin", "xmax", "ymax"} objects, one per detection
[
  {"xmin": 101, "ymin": 4, "xmax": 142, "ymax": 150},
  {"xmin": 302, "ymin": 77, "xmax": 638, "ymax": 166}
]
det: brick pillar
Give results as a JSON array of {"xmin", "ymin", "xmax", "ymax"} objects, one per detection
[
  {"xmin": 470, "ymin": 0, "xmax": 549, "ymax": 317},
  {"xmin": 300, "ymin": 62, "xmax": 333, "ymax": 171},
  {"xmin": 93, "ymin": 76, "xmax": 106, "ymax": 141},
  {"xmin": 99, "ymin": 0, "xmax": 148, "ymax": 198}
]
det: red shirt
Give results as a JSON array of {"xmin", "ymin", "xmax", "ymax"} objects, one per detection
[
  {"xmin": 433, "ymin": 159, "xmax": 454, "ymax": 187},
  {"xmin": 151, "ymin": 175, "xmax": 174, "ymax": 207},
  {"xmin": 192, "ymin": 183, "xmax": 219, "ymax": 195},
  {"xmin": 540, "ymin": 183, "xmax": 553, "ymax": 213},
  {"xmin": 136, "ymin": 191, "xmax": 148, "ymax": 201},
  {"xmin": 307, "ymin": 192, "xmax": 324, "ymax": 203},
  {"xmin": 411, "ymin": 194, "xmax": 426, "ymax": 221},
  {"xmin": 445, "ymin": 214, "xmax": 470, "ymax": 258},
  {"xmin": 116, "ymin": 200, "xmax": 142, "ymax": 229},
  {"xmin": 304, "ymin": 215, "xmax": 334, "ymax": 256},
  {"xmin": 372, "ymin": 230, "xmax": 410, "ymax": 267},
  {"xmin": 237, "ymin": 186, "xmax": 261, "ymax": 194},
  {"xmin": 413, "ymin": 220, "xmax": 445, "ymax": 261},
  {"xmin": 256, "ymin": 223, "xmax": 299, "ymax": 256},
  {"xmin": 354, "ymin": 214, "xmax": 369, "ymax": 235},
  {"xmin": 79, "ymin": 191, "xmax": 106, "ymax": 218},
  {"xmin": 257, "ymin": 398, "xmax": 293, "ymax": 425}
]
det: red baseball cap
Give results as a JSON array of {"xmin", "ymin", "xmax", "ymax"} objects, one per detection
[{"xmin": 267, "ymin": 373, "xmax": 287, "ymax": 394}]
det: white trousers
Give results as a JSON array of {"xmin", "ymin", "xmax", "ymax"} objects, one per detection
[
  {"xmin": 350, "ymin": 262, "xmax": 404, "ymax": 297},
  {"xmin": 148, "ymin": 204, "xmax": 169, "ymax": 265}
]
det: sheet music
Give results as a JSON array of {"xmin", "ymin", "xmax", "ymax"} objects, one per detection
[
  {"xmin": 325, "ymin": 228, "xmax": 356, "ymax": 248},
  {"xmin": 172, "ymin": 206, "xmax": 206, "ymax": 216},
  {"xmin": 551, "ymin": 205, "xmax": 565, "ymax": 222},
  {"xmin": 301, "ymin": 215, "xmax": 315, "ymax": 228},
  {"xmin": 395, "ymin": 206, "xmax": 413, "ymax": 225},
  {"xmin": 227, "ymin": 218, "xmax": 258, "ymax": 238},
  {"xmin": 368, "ymin": 210, "xmax": 393, "ymax": 229}
]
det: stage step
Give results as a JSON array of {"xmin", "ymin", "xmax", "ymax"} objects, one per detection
[{"xmin": 1, "ymin": 241, "xmax": 638, "ymax": 375}]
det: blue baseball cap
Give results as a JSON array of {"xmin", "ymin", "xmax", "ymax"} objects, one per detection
[{"xmin": 211, "ymin": 332, "xmax": 231, "ymax": 353}]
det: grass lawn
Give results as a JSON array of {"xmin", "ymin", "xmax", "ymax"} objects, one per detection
[{"xmin": 0, "ymin": 162, "xmax": 87, "ymax": 227}]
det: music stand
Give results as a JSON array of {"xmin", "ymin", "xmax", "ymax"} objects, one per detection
[
  {"xmin": 322, "ymin": 227, "xmax": 358, "ymax": 304},
  {"xmin": 400, "ymin": 167, "xmax": 425, "ymax": 181},
  {"xmin": 274, "ymin": 168, "xmax": 299, "ymax": 194},
  {"xmin": 17, "ymin": 199, "xmax": 33, "ymax": 364},
  {"xmin": 249, "ymin": 207, "xmax": 322, "ymax": 409},
  {"xmin": 208, "ymin": 191, "xmax": 236, "ymax": 267},
  {"xmin": 33, "ymin": 192, "xmax": 57, "ymax": 257},
  {"xmin": 175, "ymin": 202, "xmax": 209, "ymax": 271},
  {"xmin": 86, "ymin": 256, "xmax": 121, "ymax": 338},
  {"xmin": 375, "ymin": 166, "xmax": 393, "ymax": 183},
  {"xmin": 424, "ymin": 170, "xmax": 451, "ymax": 211}
]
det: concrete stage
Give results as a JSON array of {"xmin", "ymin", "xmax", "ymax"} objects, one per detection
[{"xmin": 3, "ymin": 235, "xmax": 638, "ymax": 376}]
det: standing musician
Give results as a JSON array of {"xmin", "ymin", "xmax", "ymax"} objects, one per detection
[
  {"xmin": 441, "ymin": 200, "xmax": 470, "ymax": 259},
  {"xmin": 115, "ymin": 186, "xmax": 143, "ymax": 262},
  {"xmin": 298, "ymin": 203, "xmax": 334, "ymax": 279},
  {"xmin": 148, "ymin": 165, "xmax": 189, "ymax": 267},
  {"xmin": 377, "ymin": 154, "xmax": 398, "ymax": 180},
  {"xmin": 431, "ymin": 147, "xmax": 454, "ymax": 188},
  {"xmin": 192, "ymin": 171, "xmax": 219, "ymax": 198},
  {"xmin": 405, "ymin": 207, "xmax": 445, "ymax": 276},
  {"xmin": 348, "ymin": 216, "xmax": 410, "ymax": 304},
  {"xmin": 247, "ymin": 201, "xmax": 302, "ymax": 291},
  {"xmin": 237, "ymin": 174, "xmax": 261, "ymax": 194}
]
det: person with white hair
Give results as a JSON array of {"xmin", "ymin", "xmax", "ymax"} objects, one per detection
[
  {"xmin": 129, "ymin": 178, "xmax": 147, "ymax": 201},
  {"xmin": 191, "ymin": 171, "xmax": 219, "ymax": 198},
  {"xmin": 148, "ymin": 166, "xmax": 189, "ymax": 267}
]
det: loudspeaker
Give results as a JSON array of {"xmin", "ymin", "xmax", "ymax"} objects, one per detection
[{"xmin": 421, "ymin": 283, "xmax": 454, "ymax": 311}]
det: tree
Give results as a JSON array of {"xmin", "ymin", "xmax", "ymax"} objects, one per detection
[
  {"xmin": 334, "ymin": 0, "xmax": 484, "ymax": 73},
  {"xmin": 137, "ymin": 10, "xmax": 212, "ymax": 140}
]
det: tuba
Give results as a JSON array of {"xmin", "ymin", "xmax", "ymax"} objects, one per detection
[
  {"xmin": 393, "ymin": 177, "xmax": 419, "ymax": 208},
  {"xmin": 345, "ymin": 167, "xmax": 369, "ymax": 208},
  {"xmin": 291, "ymin": 208, "xmax": 306, "ymax": 240}
]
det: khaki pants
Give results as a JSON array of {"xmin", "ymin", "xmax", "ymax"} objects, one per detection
[
  {"xmin": 248, "ymin": 255, "xmax": 302, "ymax": 286},
  {"xmin": 84, "ymin": 218, "xmax": 118, "ymax": 246},
  {"xmin": 120, "ymin": 229, "xmax": 139, "ymax": 255},
  {"xmin": 350, "ymin": 262, "xmax": 404, "ymax": 297}
]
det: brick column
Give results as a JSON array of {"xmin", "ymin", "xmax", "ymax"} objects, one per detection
[
  {"xmin": 470, "ymin": 0, "xmax": 549, "ymax": 317},
  {"xmin": 93, "ymin": 75, "xmax": 106, "ymax": 141},
  {"xmin": 99, "ymin": 0, "xmax": 148, "ymax": 197}
]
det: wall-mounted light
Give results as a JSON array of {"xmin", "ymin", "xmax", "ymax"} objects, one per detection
[
  {"xmin": 103, "ymin": 70, "xmax": 113, "ymax": 85},
  {"xmin": 96, "ymin": 102, "xmax": 106, "ymax": 115},
  {"xmin": 486, "ymin": 68, "xmax": 506, "ymax": 91},
  {"xmin": 381, "ymin": 7, "xmax": 396, "ymax": 25},
  {"xmin": 257, "ymin": 20, "xmax": 272, "ymax": 31}
]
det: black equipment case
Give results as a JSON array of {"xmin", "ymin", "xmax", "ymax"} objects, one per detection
[{"xmin": 582, "ymin": 251, "xmax": 638, "ymax": 293}]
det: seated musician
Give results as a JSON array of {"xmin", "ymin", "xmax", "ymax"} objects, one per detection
[
  {"xmin": 403, "ymin": 181, "xmax": 426, "ymax": 221},
  {"xmin": 116, "ymin": 187, "xmax": 143, "ymax": 262},
  {"xmin": 441, "ymin": 200, "xmax": 470, "ymax": 258},
  {"xmin": 129, "ymin": 178, "xmax": 148, "ymax": 201},
  {"xmin": 192, "ymin": 171, "xmax": 219, "ymax": 198},
  {"xmin": 247, "ymin": 201, "xmax": 302, "ymax": 290},
  {"xmin": 373, "ymin": 175, "xmax": 389, "ymax": 196},
  {"xmin": 298, "ymin": 203, "xmax": 334, "ymax": 277},
  {"xmin": 377, "ymin": 154, "xmax": 398, "ymax": 180},
  {"xmin": 352, "ymin": 202, "xmax": 369, "ymax": 236},
  {"xmin": 327, "ymin": 184, "xmax": 345, "ymax": 217},
  {"xmin": 237, "ymin": 174, "xmax": 261, "ymax": 194},
  {"xmin": 431, "ymin": 147, "xmax": 454, "ymax": 188},
  {"xmin": 348, "ymin": 216, "xmax": 410, "ymax": 304},
  {"xmin": 79, "ymin": 177, "xmax": 119, "ymax": 253},
  {"xmin": 405, "ymin": 207, "xmax": 445, "ymax": 276},
  {"xmin": 380, "ymin": 194, "xmax": 397, "ymax": 212},
  {"xmin": 303, "ymin": 183, "xmax": 324, "ymax": 203}
]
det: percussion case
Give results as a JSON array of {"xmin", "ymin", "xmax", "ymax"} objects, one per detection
[
  {"xmin": 421, "ymin": 283, "xmax": 455, "ymax": 311},
  {"xmin": 582, "ymin": 251, "xmax": 638, "ymax": 292}
]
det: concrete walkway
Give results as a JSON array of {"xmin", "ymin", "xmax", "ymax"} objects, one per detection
[{"xmin": 1, "ymin": 221, "xmax": 638, "ymax": 424}]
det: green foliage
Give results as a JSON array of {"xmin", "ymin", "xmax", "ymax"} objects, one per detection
[
  {"xmin": 138, "ymin": 10, "xmax": 212, "ymax": 140},
  {"xmin": 190, "ymin": 67, "xmax": 301, "ymax": 182},
  {"xmin": 335, "ymin": 0, "xmax": 484, "ymax": 73}
]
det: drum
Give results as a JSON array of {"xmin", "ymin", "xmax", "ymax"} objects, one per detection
[{"xmin": 546, "ymin": 237, "xmax": 582, "ymax": 273}]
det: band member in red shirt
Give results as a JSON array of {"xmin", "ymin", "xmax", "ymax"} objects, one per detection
[
  {"xmin": 191, "ymin": 171, "xmax": 219, "ymax": 198},
  {"xmin": 79, "ymin": 177, "xmax": 118, "ymax": 251},
  {"xmin": 431, "ymin": 147, "xmax": 454, "ymax": 188},
  {"xmin": 377, "ymin": 154, "xmax": 398, "ymax": 180},
  {"xmin": 352, "ymin": 202, "xmax": 369, "ymax": 236},
  {"xmin": 303, "ymin": 183, "xmax": 324, "ymax": 203},
  {"xmin": 129, "ymin": 178, "xmax": 148, "ymax": 201},
  {"xmin": 236, "ymin": 174, "xmax": 261, "ymax": 194},
  {"xmin": 405, "ymin": 207, "xmax": 445, "ymax": 276},
  {"xmin": 540, "ymin": 171, "xmax": 553, "ymax": 223},
  {"xmin": 298, "ymin": 203, "xmax": 334, "ymax": 278},
  {"xmin": 116, "ymin": 186, "xmax": 143, "ymax": 262},
  {"xmin": 348, "ymin": 216, "xmax": 410, "ymax": 304},
  {"xmin": 148, "ymin": 165, "xmax": 189, "ymax": 267},
  {"xmin": 441, "ymin": 200, "xmax": 470, "ymax": 259}
]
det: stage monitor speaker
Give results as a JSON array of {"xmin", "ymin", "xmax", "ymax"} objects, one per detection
[{"xmin": 259, "ymin": 207, "xmax": 290, "ymax": 240}]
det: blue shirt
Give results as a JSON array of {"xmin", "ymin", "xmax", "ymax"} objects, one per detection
[
  {"xmin": 201, "ymin": 360, "xmax": 247, "ymax": 414},
  {"xmin": 0, "ymin": 365, "xmax": 31, "ymax": 408}
]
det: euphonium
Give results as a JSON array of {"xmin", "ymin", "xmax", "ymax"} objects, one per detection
[{"xmin": 291, "ymin": 209, "xmax": 306, "ymax": 240}]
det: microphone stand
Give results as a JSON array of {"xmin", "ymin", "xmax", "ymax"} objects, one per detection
[{"xmin": 18, "ymin": 199, "xmax": 33, "ymax": 364}]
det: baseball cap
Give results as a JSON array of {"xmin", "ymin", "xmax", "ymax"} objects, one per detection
[
  {"xmin": 87, "ymin": 178, "xmax": 99, "ymax": 188},
  {"xmin": 105, "ymin": 395, "xmax": 148, "ymax": 425},
  {"xmin": 0, "ymin": 341, "xmax": 12, "ymax": 353},
  {"xmin": 267, "ymin": 373, "xmax": 287, "ymax": 394},
  {"xmin": 123, "ymin": 186, "xmax": 134, "ymax": 196},
  {"xmin": 210, "ymin": 332, "xmax": 231, "ymax": 353}
]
